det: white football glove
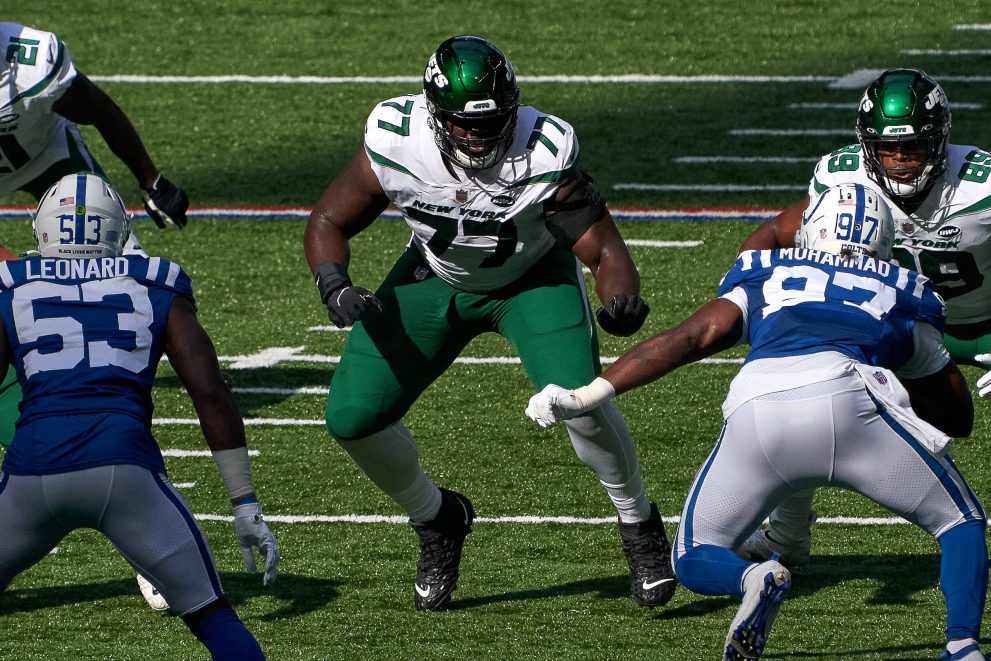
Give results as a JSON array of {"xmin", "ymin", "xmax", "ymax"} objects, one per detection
[
  {"xmin": 526, "ymin": 384, "xmax": 573, "ymax": 427},
  {"xmin": 233, "ymin": 502, "xmax": 280, "ymax": 586},
  {"xmin": 974, "ymin": 353, "xmax": 991, "ymax": 399},
  {"xmin": 525, "ymin": 377, "xmax": 619, "ymax": 427}
]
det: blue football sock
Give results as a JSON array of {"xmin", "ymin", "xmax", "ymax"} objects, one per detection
[
  {"xmin": 938, "ymin": 521, "xmax": 989, "ymax": 640},
  {"xmin": 192, "ymin": 607, "xmax": 265, "ymax": 661},
  {"xmin": 675, "ymin": 543, "xmax": 751, "ymax": 596}
]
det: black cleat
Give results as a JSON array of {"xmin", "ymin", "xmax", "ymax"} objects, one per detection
[
  {"xmin": 410, "ymin": 488, "xmax": 474, "ymax": 611},
  {"xmin": 619, "ymin": 502, "xmax": 677, "ymax": 607}
]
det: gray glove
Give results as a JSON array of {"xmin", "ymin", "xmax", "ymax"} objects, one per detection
[{"xmin": 233, "ymin": 502, "xmax": 280, "ymax": 586}]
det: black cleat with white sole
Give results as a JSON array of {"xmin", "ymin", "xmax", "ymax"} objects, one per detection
[
  {"xmin": 410, "ymin": 488, "xmax": 474, "ymax": 611},
  {"xmin": 619, "ymin": 502, "xmax": 677, "ymax": 607}
]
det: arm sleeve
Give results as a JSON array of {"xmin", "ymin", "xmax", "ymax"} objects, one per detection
[{"xmin": 718, "ymin": 286, "xmax": 750, "ymax": 346}]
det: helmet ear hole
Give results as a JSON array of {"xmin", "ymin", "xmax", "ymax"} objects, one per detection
[
  {"xmin": 32, "ymin": 173, "xmax": 131, "ymax": 259},
  {"xmin": 798, "ymin": 184, "xmax": 895, "ymax": 261}
]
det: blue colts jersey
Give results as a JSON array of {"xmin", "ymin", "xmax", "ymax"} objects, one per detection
[
  {"xmin": 719, "ymin": 249, "xmax": 947, "ymax": 370},
  {"xmin": 0, "ymin": 255, "xmax": 194, "ymax": 475}
]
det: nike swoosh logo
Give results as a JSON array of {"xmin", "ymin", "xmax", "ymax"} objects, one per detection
[
  {"xmin": 458, "ymin": 499, "xmax": 469, "ymax": 526},
  {"xmin": 415, "ymin": 583, "xmax": 431, "ymax": 598},
  {"xmin": 642, "ymin": 578, "xmax": 675, "ymax": 590}
]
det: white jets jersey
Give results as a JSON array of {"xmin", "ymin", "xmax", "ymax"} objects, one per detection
[
  {"xmin": 0, "ymin": 23, "xmax": 80, "ymax": 195},
  {"xmin": 809, "ymin": 143, "xmax": 991, "ymax": 327},
  {"xmin": 364, "ymin": 94, "xmax": 579, "ymax": 292}
]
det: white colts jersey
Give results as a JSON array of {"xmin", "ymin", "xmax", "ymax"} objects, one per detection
[
  {"xmin": 0, "ymin": 23, "xmax": 79, "ymax": 195},
  {"xmin": 364, "ymin": 94, "xmax": 578, "ymax": 292},
  {"xmin": 810, "ymin": 143, "xmax": 991, "ymax": 327}
]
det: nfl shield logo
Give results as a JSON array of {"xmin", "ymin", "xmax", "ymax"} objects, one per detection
[
  {"xmin": 872, "ymin": 370, "xmax": 888, "ymax": 385},
  {"xmin": 901, "ymin": 221, "xmax": 915, "ymax": 234},
  {"xmin": 456, "ymin": 189, "xmax": 468, "ymax": 203}
]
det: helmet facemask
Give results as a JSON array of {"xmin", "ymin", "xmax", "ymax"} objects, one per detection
[
  {"xmin": 424, "ymin": 35, "xmax": 520, "ymax": 171},
  {"xmin": 427, "ymin": 101, "xmax": 518, "ymax": 170},
  {"xmin": 856, "ymin": 69, "xmax": 951, "ymax": 200},
  {"xmin": 860, "ymin": 132, "xmax": 948, "ymax": 199}
]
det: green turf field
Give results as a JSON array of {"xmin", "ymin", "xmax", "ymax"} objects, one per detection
[{"xmin": 2, "ymin": 2, "xmax": 991, "ymax": 659}]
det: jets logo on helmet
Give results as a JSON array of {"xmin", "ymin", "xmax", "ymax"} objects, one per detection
[
  {"xmin": 424, "ymin": 35, "xmax": 520, "ymax": 171},
  {"xmin": 856, "ymin": 68, "xmax": 951, "ymax": 199},
  {"xmin": 33, "ymin": 172, "xmax": 132, "ymax": 259},
  {"xmin": 797, "ymin": 183, "xmax": 895, "ymax": 261}
]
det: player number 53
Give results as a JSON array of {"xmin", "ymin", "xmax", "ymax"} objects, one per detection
[{"xmin": 12, "ymin": 279, "xmax": 154, "ymax": 377}]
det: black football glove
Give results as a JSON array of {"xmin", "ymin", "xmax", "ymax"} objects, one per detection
[
  {"xmin": 314, "ymin": 262, "xmax": 382, "ymax": 328},
  {"xmin": 142, "ymin": 174, "xmax": 189, "ymax": 229},
  {"xmin": 596, "ymin": 294, "xmax": 649, "ymax": 337}
]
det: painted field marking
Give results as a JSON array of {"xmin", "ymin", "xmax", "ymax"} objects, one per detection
[
  {"xmin": 900, "ymin": 49, "xmax": 991, "ymax": 56},
  {"xmin": 613, "ymin": 184, "xmax": 804, "ymax": 192},
  {"xmin": 955, "ymin": 24, "xmax": 991, "ymax": 30},
  {"xmin": 211, "ymin": 352, "xmax": 743, "ymax": 369},
  {"xmin": 88, "ymin": 74, "xmax": 835, "ymax": 85},
  {"xmin": 729, "ymin": 129, "xmax": 852, "ymax": 136},
  {"xmin": 161, "ymin": 449, "xmax": 261, "ymax": 457},
  {"xmin": 191, "ymin": 512, "xmax": 989, "ymax": 527},
  {"xmin": 788, "ymin": 102, "xmax": 983, "ymax": 110},
  {"xmin": 0, "ymin": 207, "xmax": 780, "ymax": 222}
]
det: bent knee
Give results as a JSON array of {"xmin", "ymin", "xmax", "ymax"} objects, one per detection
[{"xmin": 326, "ymin": 401, "xmax": 396, "ymax": 441}]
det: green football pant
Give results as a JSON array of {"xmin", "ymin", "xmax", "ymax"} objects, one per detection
[
  {"xmin": 944, "ymin": 331, "xmax": 991, "ymax": 368},
  {"xmin": 0, "ymin": 370, "xmax": 20, "ymax": 450},
  {"xmin": 327, "ymin": 246, "xmax": 601, "ymax": 440}
]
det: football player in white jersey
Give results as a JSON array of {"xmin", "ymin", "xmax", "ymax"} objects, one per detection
[
  {"xmin": 737, "ymin": 68, "xmax": 991, "ymax": 569},
  {"xmin": 0, "ymin": 173, "xmax": 278, "ymax": 660},
  {"xmin": 304, "ymin": 35, "xmax": 674, "ymax": 611},
  {"xmin": 0, "ymin": 23, "xmax": 189, "ymax": 236},
  {"xmin": 0, "ymin": 23, "xmax": 192, "ymax": 611},
  {"xmin": 527, "ymin": 184, "xmax": 987, "ymax": 661}
]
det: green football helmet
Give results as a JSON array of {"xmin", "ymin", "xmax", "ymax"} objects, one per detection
[
  {"xmin": 855, "ymin": 68, "xmax": 951, "ymax": 199},
  {"xmin": 423, "ymin": 35, "xmax": 520, "ymax": 170}
]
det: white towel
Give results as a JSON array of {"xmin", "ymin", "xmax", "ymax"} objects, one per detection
[{"xmin": 853, "ymin": 363, "xmax": 954, "ymax": 457}]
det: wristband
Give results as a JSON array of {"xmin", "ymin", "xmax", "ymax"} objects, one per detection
[
  {"xmin": 212, "ymin": 447, "xmax": 255, "ymax": 501},
  {"xmin": 573, "ymin": 377, "xmax": 616, "ymax": 410},
  {"xmin": 314, "ymin": 262, "xmax": 351, "ymax": 303}
]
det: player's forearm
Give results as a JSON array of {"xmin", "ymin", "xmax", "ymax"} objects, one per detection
[
  {"xmin": 591, "ymin": 248, "xmax": 641, "ymax": 304},
  {"xmin": 601, "ymin": 327, "xmax": 696, "ymax": 395},
  {"xmin": 94, "ymin": 113, "xmax": 159, "ymax": 188},
  {"xmin": 303, "ymin": 212, "xmax": 352, "ymax": 273},
  {"xmin": 602, "ymin": 300, "xmax": 741, "ymax": 395}
]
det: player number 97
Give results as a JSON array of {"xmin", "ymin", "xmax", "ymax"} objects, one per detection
[{"xmin": 834, "ymin": 212, "xmax": 877, "ymax": 244}]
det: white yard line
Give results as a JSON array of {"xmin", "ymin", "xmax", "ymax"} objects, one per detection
[
  {"xmin": 212, "ymin": 353, "xmax": 744, "ymax": 368},
  {"xmin": 729, "ymin": 129, "xmax": 852, "ymax": 136},
  {"xmin": 88, "ymin": 74, "xmax": 835, "ymax": 85},
  {"xmin": 900, "ymin": 49, "xmax": 991, "ymax": 56},
  {"xmin": 161, "ymin": 449, "xmax": 261, "ymax": 457},
  {"xmin": 613, "ymin": 183, "xmax": 805, "ymax": 192},
  {"xmin": 191, "ymin": 512, "xmax": 983, "ymax": 527},
  {"xmin": 788, "ymin": 101, "xmax": 983, "ymax": 110}
]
